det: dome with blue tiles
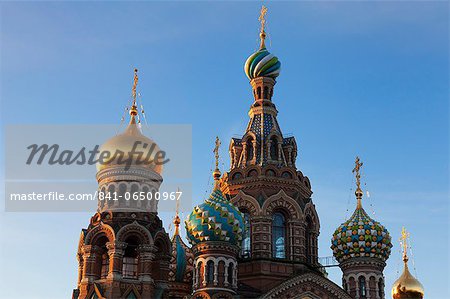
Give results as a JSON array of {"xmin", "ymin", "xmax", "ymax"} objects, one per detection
[
  {"xmin": 331, "ymin": 204, "xmax": 392, "ymax": 263},
  {"xmin": 168, "ymin": 214, "xmax": 194, "ymax": 284},
  {"xmin": 185, "ymin": 185, "xmax": 244, "ymax": 247},
  {"xmin": 331, "ymin": 157, "xmax": 392, "ymax": 263}
]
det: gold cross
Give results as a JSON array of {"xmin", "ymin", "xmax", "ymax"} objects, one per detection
[
  {"xmin": 259, "ymin": 5, "xmax": 268, "ymax": 33},
  {"xmin": 400, "ymin": 227, "xmax": 410, "ymax": 260},
  {"xmin": 132, "ymin": 68, "xmax": 138, "ymax": 105},
  {"xmin": 352, "ymin": 156, "xmax": 363, "ymax": 191},
  {"xmin": 213, "ymin": 136, "xmax": 221, "ymax": 169}
]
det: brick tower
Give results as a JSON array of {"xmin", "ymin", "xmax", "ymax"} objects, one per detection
[
  {"xmin": 72, "ymin": 70, "xmax": 172, "ymax": 299},
  {"xmin": 220, "ymin": 8, "xmax": 321, "ymax": 296}
]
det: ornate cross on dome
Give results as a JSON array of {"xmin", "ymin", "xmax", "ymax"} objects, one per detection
[
  {"xmin": 212, "ymin": 136, "xmax": 221, "ymax": 184},
  {"xmin": 214, "ymin": 136, "xmax": 221, "ymax": 170},
  {"xmin": 352, "ymin": 156, "xmax": 364, "ymax": 207},
  {"xmin": 173, "ymin": 187, "xmax": 181, "ymax": 236},
  {"xmin": 400, "ymin": 227, "xmax": 410, "ymax": 263},
  {"xmin": 130, "ymin": 68, "xmax": 139, "ymax": 117},
  {"xmin": 132, "ymin": 68, "xmax": 138, "ymax": 103},
  {"xmin": 258, "ymin": 5, "xmax": 268, "ymax": 49}
]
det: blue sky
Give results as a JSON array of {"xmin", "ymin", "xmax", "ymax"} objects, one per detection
[{"xmin": 0, "ymin": 1, "xmax": 448, "ymax": 298}]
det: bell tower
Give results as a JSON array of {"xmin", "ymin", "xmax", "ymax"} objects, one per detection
[
  {"xmin": 73, "ymin": 69, "xmax": 172, "ymax": 299},
  {"xmin": 221, "ymin": 6, "xmax": 321, "ymax": 296}
]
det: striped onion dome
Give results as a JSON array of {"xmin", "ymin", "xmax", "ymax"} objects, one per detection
[
  {"xmin": 185, "ymin": 186, "xmax": 244, "ymax": 247},
  {"xmin": 244, "ymin": 47, "xmax": 281, "ymax": 80},
  {"xmin": 331, "ymin": 202, "xmax": 392, "ymax": 263}
]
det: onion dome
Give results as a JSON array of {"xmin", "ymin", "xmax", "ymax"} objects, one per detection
[
  {"xmin": 392, "ymin": 228, "xmax": 424, "ymax": 299},
  {"xmin": 244, "ymin": 6, "xmax": 281, "ymax": 80},
  {"xmin": 185, "ymin": 185, "xmax": 244, "ymax": 246},
  {"xmin": 331, "ymin": 157, "xmax": 392, "ymax": 263},
  {"xmin": 244, "ymin": 47, "xmax": 281, "ymax": 80},
  {"xmin": 168, "ymin": 213, "xmax": 194, "ymax": 283},
  {"xmin": 185, "ymin": 137, "xmax": 244, "ymax": 247},
  {"xmin": 96, "ymin": 69, "xmax": 162, "ymax": 174}
]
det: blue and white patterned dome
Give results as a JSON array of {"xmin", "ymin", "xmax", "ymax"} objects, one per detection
[{"xmin": 185, "ymin": 187, "xmax": 244, "ymax": 247}]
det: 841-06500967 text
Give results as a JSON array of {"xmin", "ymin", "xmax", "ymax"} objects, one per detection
[{"xmin": 98, "ymin": 191, "xmax": 183, "ymax": 201}]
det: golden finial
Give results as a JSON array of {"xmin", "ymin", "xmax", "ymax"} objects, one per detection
[
  {"xmin": 173, "ymin": 188, "xmax": 181, "ymax": 236},
  {"xmin": 258, "ymin": 5, "xmax": 268, "ymax": 49},
  {"xmin": 130, "ymin": 68, "xmax": 139, "ymax": 117},
  {"xmin": 213, "ymin": 136, "xmax": 221, "ymax": 185},
  {"xmin": 400, "ymin": 226, "xmax": 410, "ymax": 263},
  {"xmin": 352, "ymin": 156, "xmax": 364, "ymax": 208}
]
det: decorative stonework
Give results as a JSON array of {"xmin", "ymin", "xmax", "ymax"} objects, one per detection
[{"xmin": 259, "ymin": 272, "xmax": 352, "ymax": 299}]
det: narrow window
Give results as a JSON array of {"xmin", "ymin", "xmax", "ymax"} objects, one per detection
[
  {"xmin": 272, "ymin": 212, "xmax": 286, "ymax": 258},
  {"xmin": 378, "ymin": 278, "xmax": 383, "ymax": 298},
  {"xmin": 270, "ymin": 137, "xmax": 278, "ymax": 160},
  {"xmin": 100, "ymin": 253, "xmax": 109, "ymax": 278},
  {"xmin": 247, "ymin": 138, "xmax": 254, "ymax": 161},
  {"xmin": 241, "ymin": 213, "xmax": 251, "ymax": 258},
  {"xmin": 206, "ymin": 261, "xmax": 214, "ymax": 284},
  {"xmin": 227, "ymin": 263, "xmax": 233, "ymax": 284},
  {"xmin": 122, "ymin": 236, "xmax": 139, "ymax": 279},
  {"xmin": 359, "ymin": 276, "xmax": 367, "ymax": 298},
  {"xmin": 263, "ymin": 86, "xmax": 268, "ymax": 98}
]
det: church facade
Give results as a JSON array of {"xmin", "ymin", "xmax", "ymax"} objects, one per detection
[{"xmin": 72, "ymin": 7, "xmax": 422, "ymax": 299}]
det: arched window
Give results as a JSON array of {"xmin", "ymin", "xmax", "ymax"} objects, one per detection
[
  {"xmin": 270, "ymin": 137, "xmax": 278, "ymax": 160},
  {"xmin": 100, "ymin": 253, "xmax": 109, "ymax": 279},
  {"xmin": 359, "ymin": 276, "xmax": 367, "ymax": 298},
  {"xmin": 305, "ymin": 216, "xmax": 314, "ymax": 264},
  {"xmin": 272, "ymin": 212, "xmax": 286, "ymax": 259},
  {"xmin": 343, "ymin": 278, "xmax": 348, "ymax": 292},
  {"xmin": 378, "ymin": 278, "xmax": 383, "ymax": 298},
  {"xmin": 227, "ymin": 263, "xmax": 233, "ymax": 284},
  {"xmin": 246, "ymin": 138, "xmax": 254, "ymax": 161},
  {"xmin": 92, "ymin": 235, "xmax": 109, "ymax": 279},
  {"xmin": 263, "ymin": 86, "xmax": 268, "ymax": 99},
  {"xmin": 197, "ymin": 262, "xmax": 203, "ymax": 285},
  {"xmin": 257, "ymin": 87, "xmax": 261, "ymax": 99},
  {"xmin": 206, "ymin": 261, "xmax": 214, "ymax": 284},
  {"xmin": 241, "ymin": 212, "xmax": 251, "ymax": 258},
  {"xmin": 122, "ymin": 236, "xmax": 139, "ymax": 279}
]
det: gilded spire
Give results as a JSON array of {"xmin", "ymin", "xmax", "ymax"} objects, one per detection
[
  {"xmin": 392, "ymin": 227, "xmax": 424, "ymax": 299},
  {"xmin": 173, "ymin": 190, "xmax": 181, "ymax": 236},
  {"xmin": 352, "ymin": 156, "xmax": 364, "ymax": 208},
  {"xmin": 129, "ymin": 68, "xmax": 139, "ymax": 120},
  {"xmin": 258, "ymin": 5, "xmax": 268, "ymax": 49},
  {"xmin": 212, "ymin": 136, "xmax": 221, "ymax": 187},
  {"xmin": 400, "ymin": 226, "xmax": 410, "ymax": 263}
]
